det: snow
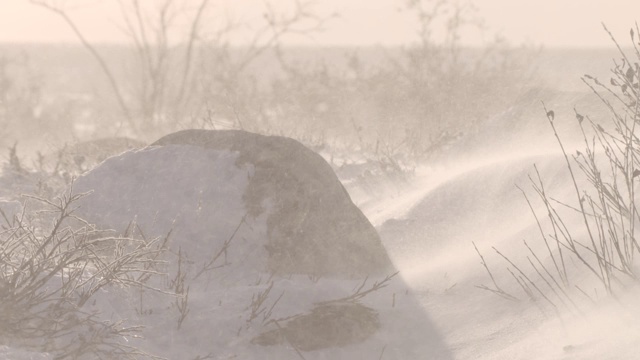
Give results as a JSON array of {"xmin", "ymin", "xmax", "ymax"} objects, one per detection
[
  {"xmin": 0, "ymin": 346, "xmax": 51, "ymax": 360},
  {"xmin": 350, "ymin": 148, "xmax": 640, "ymax": 359},
  {"xmin": 4, "ymin": 125, "xmax": 640, "ymax": 358}
]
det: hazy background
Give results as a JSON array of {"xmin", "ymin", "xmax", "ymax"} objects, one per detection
[
  {"xmin": 0, "ymin": 0, "xmax": 637, "ymax": 163},
  {"xmin": 2, "ymin": 0, "xmax": 640, "ymax": 47}
]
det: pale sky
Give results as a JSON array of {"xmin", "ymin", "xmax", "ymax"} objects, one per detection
[{"xmin": 1, "ymin": 0, "xmax": 639, "ymax": 47}]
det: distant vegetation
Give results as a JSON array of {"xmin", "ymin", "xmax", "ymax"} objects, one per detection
[{"xmin": 0, "ymin": 0, "xmax": 535, "ymax": 165}]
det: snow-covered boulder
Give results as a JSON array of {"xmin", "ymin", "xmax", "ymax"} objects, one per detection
[
  {"xmin": 69, "ymin": 130, "xmax": 450, "ymax": 359},
  {"xmin": 75, "ymin": 129, "xmax": 393, "ymax": 278}
]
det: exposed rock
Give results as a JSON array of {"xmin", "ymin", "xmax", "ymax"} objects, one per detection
[
  {"xmin": 251, "ymin": 300, "xmax": 379, "ymax": 351},
  {"xmin": 74, "ymin": 129, "xmax": 392, "ymax": 278},
  {"xmin": 151, "ymin": 129, "xmax": 393, "ymax": 277}
]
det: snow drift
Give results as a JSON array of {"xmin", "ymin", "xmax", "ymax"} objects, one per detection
[{"xmin": 372, "ymin": 147, "xmax": 640, "ymax": 359}]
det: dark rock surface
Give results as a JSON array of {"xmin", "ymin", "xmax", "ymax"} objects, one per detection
[{"xmin": 151, "ymin": 129, "xmax": 393, "ymax": 277}]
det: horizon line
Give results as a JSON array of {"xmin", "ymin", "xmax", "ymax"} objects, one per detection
[{"xmin": 0, "ymin": 40, "xmax": 624, "ymax": 51}]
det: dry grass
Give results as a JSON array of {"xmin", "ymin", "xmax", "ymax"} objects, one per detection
[
  {"xmin": 477, "ymin": 23, "xmax": 640, "ymax": 313},
  {"xmin": 0, "ymin": 184, "xmax": 168, "ymax": 358}
]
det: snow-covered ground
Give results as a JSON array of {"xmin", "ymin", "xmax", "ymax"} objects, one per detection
[
  {"xmin": 342, "ymin": 132, "xmax": 640, "ymax": 358},
  {"xmin": 3, "ymin": 99, "xmax": 640, "ymax": 359}
]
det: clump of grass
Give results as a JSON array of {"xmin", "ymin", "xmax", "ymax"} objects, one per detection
[
  {"xmin": 477, "ymin": 23, "xmax": 640, "ymax": 312},
  {"xmin": 0, "ymin": 185, "xmax": 167, "ymax": 358}
]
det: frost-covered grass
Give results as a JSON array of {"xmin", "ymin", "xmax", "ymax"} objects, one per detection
[
  {"xmin": 474, "ymin": 25, "xmax": 640, "ymax": 313},
  {"xmin": 0, "ymin": 187, "xmax": 167, "ymax": 359}
]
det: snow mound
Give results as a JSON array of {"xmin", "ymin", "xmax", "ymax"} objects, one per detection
[{"xmin": 380, "ymin": 153, "xmax": 572, "ymax": 271}]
